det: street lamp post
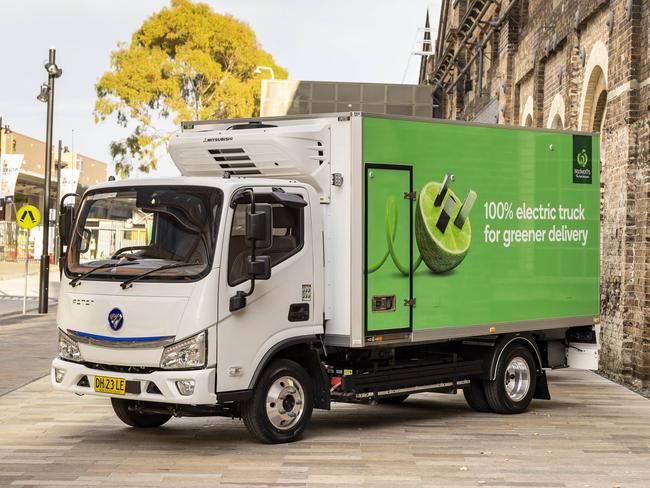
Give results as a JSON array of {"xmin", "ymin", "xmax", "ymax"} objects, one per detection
[
  {"xmin": 254, "ymin": 66, "xmax": 276, "ymax": 80},
  {"xmin": 36, "ymin": 47, "xmax": 63, "ymax": 314}
]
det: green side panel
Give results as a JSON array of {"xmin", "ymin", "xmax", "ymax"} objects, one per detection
[
  {"xmin": 365, "ymin": 166, "xmax": 411, "ymax": 332},
  {"xmin": 362, "ymin": 116, "xmax": 600, "ymax": 331}
]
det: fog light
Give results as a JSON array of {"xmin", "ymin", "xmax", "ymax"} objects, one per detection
[
  {"xmin": 54, "ymin": 368, "xmax": 65, "ymax": 383},
  {"xmin": 176, "ymin": 379, "xmax": 195, "ymax": 396}
]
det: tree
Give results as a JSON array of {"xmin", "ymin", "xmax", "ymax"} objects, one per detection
[{"xmin": 95, "ymin": 0, "xmax": 287, "ymax": 177}]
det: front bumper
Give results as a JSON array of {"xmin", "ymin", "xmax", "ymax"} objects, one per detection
[{"xmin": 51, "ymin": 357, "xmax": 217, "ymax": 405}]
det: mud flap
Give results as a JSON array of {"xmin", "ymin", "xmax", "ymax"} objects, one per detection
[{"xmin": 533, "ymin": 370, "xmax": 551, "ymax": 400}]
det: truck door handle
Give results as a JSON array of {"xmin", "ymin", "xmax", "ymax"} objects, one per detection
[{"xmin": 288, "ymin": 303, "xmax": 310, "ymax": 322}]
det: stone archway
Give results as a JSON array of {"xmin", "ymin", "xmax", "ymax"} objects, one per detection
[
  {"xmin": 547, "ymin": 93, "xmax": 565, "ymax": 129},
  {"xmin": 578, "ymin": 41, "xmax": 608, "ymax": 132},
  {"xmin": 520, "ymin": 96, "xmax": 534, "ymax": 127},
  {"xmin": 550, "ymin": 114, "xmax": 563, "ymax": 129}
]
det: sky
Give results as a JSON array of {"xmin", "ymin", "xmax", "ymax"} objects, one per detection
[{"xmin": 0, "ymin": 0, "xmax": 437, "ymax": 177}]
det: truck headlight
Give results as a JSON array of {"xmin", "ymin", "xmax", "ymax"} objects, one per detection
[
  {"xmin": 58, "ymin": 330, "xmax": 82, "ymax": 362},
  {"xmin": 160, "ymin": 331, "xmax": 206, "ymax": 370}
]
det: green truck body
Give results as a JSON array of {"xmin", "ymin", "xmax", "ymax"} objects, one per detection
[{"xmin": 362, "ymin": 115, "xmax": 600, "ymax": 337}]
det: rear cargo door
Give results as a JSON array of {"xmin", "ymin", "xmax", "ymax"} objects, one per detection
[{"xmin": 365, "ymin": 164, "xmax": 413, "ymax": 334}]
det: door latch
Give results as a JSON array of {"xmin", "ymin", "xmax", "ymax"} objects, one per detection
[{"xmin": 403, "ymin": 298, "xmax": 416, "ymax": 308}]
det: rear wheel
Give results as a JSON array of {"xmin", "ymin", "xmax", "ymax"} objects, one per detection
[
  {"xmin": 377, "ymin": 394, "xmax": 410, "ymax": 405},
  {"xmin": 463, "ymin": 380, "xmax": 492, "ymax": 412},
  {"xmin": 241, "ymin": 359, "xmax": 313, "ymax": 444},
  {"xmin": 111, "ymin": 398, "xmax": 172, "ymax": 428},
  {"xmin": 484, "ymin": 344, "xmax": 537, "ymax": 414}
]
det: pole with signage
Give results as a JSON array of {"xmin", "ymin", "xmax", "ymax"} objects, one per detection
[
  {"xmin": 16, "ymin": 205, "xmax": 41, "ymax": 315},
  {"xmin": 37, "ymin": 47, "xmax": 63, "ymax": 314},
  {"xmin": 55, "ymin": 140, "xmax": 62, "ymax": 271}
]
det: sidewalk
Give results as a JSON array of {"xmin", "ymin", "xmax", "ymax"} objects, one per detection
[
  {"xmin": 0, "ymin": 260, "xmax": 41, "ymax": 280},
  {"xmin": 0, "ymin": 310, "xmax": 57, "ymax": 396},
  {"xmin": 0, "ymin": 262, "xmax": 60, "ymax": 320}
]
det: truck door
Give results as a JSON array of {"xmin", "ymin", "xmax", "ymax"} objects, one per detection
[
  {"xmin": 365, "ymin": 164, "xmax": 413, "ymax": 335},
  {"xmin": 216, "ymin": 187, "xmax": 317, "ymax": 393}
]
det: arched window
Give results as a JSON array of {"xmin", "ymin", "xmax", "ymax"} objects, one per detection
[{"xmin": 550, "ymin": 114, "xmax": 563, "ymax": 129}]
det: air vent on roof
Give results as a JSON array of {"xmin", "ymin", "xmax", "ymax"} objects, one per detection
[
  {"xmin": 306, "ymin": 140, "xmax": 326, "ymax": 166},
  {"xmin": 208, "ymin": 147, "xmax": 250, "ymax": 163},
  {"xmin": 219, "ymin": 162, "xmax": 256, "ymax": 169}
]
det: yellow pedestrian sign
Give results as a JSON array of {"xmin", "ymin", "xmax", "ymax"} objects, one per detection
[{"xmin": 16, "ymin": 205, "xmax": 41, "ymax": 230}]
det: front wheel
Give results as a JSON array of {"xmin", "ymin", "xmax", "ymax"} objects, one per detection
[
  {"xmin": 241, "ymin": 359, "xmax": 313, "ymax": 444},
  {"xmin": 484, "ymin": 344, "xmax": 537, "ymax": 414},
  {"xmin": 111, "ymin": 398, "xmax": 172, "ymax": 428}
]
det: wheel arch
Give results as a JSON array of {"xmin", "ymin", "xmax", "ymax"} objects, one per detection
[
  {"xmin": 247, "ymin": 336, "xmax": 330, "ymax": 410},
  {"xmin": 489, "ymin": 333, "xmax": 543, "ymax": 381},
  {"xmin": 489, "ymin": 333, "xmax": 550, "ymax": 400}
]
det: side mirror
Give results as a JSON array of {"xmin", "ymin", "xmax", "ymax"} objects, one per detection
[
  {"xmin": 245, "ymin": 203, "xmax": 273, "ymax": 250},
  {"xmin": 247, "ymin": 255, "xmax": 271, "ymax": 280},
  {"xmin": 59, "ymin": 205, "xmax": 76, "ymax": 246},
  {"xmin": 230, "ymin": 202, "xmax": 274, "ymax": 312}
]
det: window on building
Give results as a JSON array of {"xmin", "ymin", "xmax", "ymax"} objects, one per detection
[{"xmin": 228, "ymin": 200, "xmax": 304, "ymax": 285}]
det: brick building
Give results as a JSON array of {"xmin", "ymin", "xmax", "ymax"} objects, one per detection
[{"xmin": 420, "ymin": 0, "xmax": 649, "ymax": 385}]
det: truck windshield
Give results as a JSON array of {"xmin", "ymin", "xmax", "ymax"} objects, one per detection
[{"xmin": 66, "ymin": 186, "xmax": 221, "ymax": 282}]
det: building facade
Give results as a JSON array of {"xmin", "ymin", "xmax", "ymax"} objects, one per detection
[
  {"xmin": 421, "ymin": 0, "xmax": 649, "ymax": 386},
  {"xmin": 260, "ymin": 80, "xmax": 434, "ymax": 118},
  {"xmin": 0, "ymin": 129, "xmax": 108, "ymax": 261},
  {"xmin": 0, "ymin": 130, "xmax": 107, "ymax": 220}
]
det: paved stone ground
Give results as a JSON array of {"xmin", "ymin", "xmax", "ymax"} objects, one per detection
[
  {"xmin": 0, "ymin": 268, "xmax": 59, "ymax": 319},
  {"xmin": 0, "ymin": 312, "xmax": 58, "ymax": 396},
  {"xmin": 1, "ymin": 316, "xmax": 649, "ymax": 487}
]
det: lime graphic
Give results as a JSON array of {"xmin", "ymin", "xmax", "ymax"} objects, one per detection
[{"xmin": 415, "ymin": 181, "xmax": 472, "ymax": 273}]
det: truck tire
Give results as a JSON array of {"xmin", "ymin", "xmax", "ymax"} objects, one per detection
[
  {"xmin": 111, "ymin": 398, "xmax": 172, "ymax": 428},
  {"xmin": 463, "ymin": 380, "xmax": 492, "ymax": 412},
  {"xmin": 484, "ymin": 344, "xmax": 537, "ymax": 414},
  {"xmin": 377, "ymin": 394, "xmax": 410, "ymax": 404},
  {"xmin": 241, "ymin": 359, "xmax": 313, "ymax": 444}
]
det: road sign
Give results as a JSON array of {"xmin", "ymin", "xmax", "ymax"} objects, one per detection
[{"xmin": 16, "ymin": 205, "xmax": 41, "ymax": 230}]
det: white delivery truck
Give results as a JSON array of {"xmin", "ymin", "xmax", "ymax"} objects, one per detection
[{"xmin": 52, "ymin": 113, "xmax": 600, "ymax": 443}]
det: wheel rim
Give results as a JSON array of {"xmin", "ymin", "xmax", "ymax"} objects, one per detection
[
  {"xmin": 504, "ymin": 356, "xmax": 531, "ymax": 402},
  {"xmin": 265, "ymin": 375, "xmax": 305, "ymax": 430}
]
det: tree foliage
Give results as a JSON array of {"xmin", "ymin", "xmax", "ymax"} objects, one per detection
[{"xmin": 95, "ymin": 0, "xmax": 287, "ymax": 177}]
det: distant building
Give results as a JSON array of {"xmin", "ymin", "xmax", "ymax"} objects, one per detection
[
  {"xmin": 0, "ymin": 130, "xmax": 108, "ymax": 221},
  {"xmin": 260, "ymin": 80, "xmax": 434, "ymax": 118},
  {"xmin": 420, "ymin": 0, "xmax": 650, "ymax": 386}
]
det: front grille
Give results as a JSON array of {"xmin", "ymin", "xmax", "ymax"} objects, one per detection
[{"xmin": 83, "ymin": 362, "xmax": 158, "ymax": 374}]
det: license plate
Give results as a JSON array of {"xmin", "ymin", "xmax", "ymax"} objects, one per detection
[{"xmin": 94, "ymin": 375, "xmax": 126, "ymax": 395}]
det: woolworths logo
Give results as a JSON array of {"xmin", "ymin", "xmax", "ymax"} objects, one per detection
[
  {"xmin": 573, "ymin": 135, "xmax": 592, "ymax": 184},
  {"xmin": 576, "ymin": 149, "xmax": 589, "ymax": 168}
]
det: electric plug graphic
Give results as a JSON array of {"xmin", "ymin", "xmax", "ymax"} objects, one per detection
[{"xmin": 416, "ymin": 173, "xmax": 476, "ymax": 273}]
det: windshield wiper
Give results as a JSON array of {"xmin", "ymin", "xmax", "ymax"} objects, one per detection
[
  {"xmin": 120, "ymin": 262, "xmax": 198, "ymax": 290},
  {"xmin": 69, "ymin": 261, "xmax": 138, "ymax": 287}
]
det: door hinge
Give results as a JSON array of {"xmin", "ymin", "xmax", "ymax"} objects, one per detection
[
  {"xmin": 404, "ymin": 298, "xmax": 416, "ymax": 308},
  {"xmin": 403, "ymin": 191, "xmax": 417, "ymax": 200}
]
